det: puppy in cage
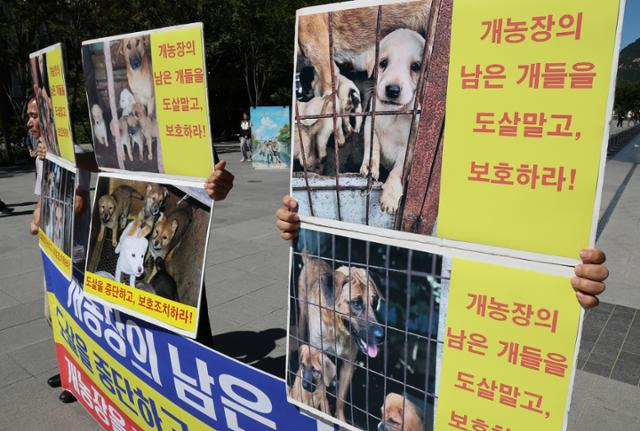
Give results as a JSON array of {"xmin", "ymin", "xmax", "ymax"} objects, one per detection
[
  {"xmin": 288, "ymin": 344, "xmax": 338, "ymax": 415},
  {"xmin": 288, "ymin": 228, "xmax": 440, "ymax": 430}
]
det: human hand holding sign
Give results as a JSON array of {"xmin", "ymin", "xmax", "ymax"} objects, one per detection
[
  {"xmin": 275, "ymin": 194, "xmax": 609, "ymax": 309},
  {"xmin": 205, "ymin": 160, "xmax": 234, "ymax": 201}
]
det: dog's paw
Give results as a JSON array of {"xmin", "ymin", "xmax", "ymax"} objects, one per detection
[
  {"xmin": 360, "ymin": 161, "xmax": 379, "ymax": 181},
  {"xmin": 380, "ymin": 179, "xmax": 403, "ymax": 214}
]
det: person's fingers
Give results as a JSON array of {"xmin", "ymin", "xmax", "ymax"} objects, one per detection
[
  {"xmin": 574, "ymin": 264, "xmax": 609, "ymax": 282},
  {"xmin": 576, "ymin": 291, "xmax": 599, "ymax": 309},
  {"xmin": 281, "ymin": 231, "xmax": 298, "ymax": 241},
  {"xmin": 276, "ymin": 219, "xmax": 300, "ymax": 233},
  {"xmin": 571, "ymin": 276, "xmax": 605, "ymax": 295},
  {"xmin": 282, "ymin": 195, "xmax": 299, "ymax": 212},
  {"xmin": 215, "ymin": 171, "xmax": 234, "ymax": 184},
  {"xmin": 214, "ymin": 159, "xmax": 227, "ymax": 172},
  {"xmin": 579, "ymin": 248, "xmax": 606, "ymax": 264},
  {"xmin": 276, "ymin": 207, "xmax": 300, "ymax": 223}
]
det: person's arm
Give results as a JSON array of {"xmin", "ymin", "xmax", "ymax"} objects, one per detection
[{"xmin": 275, "ymin": 195, "xmax": 609, "ymax": 309}]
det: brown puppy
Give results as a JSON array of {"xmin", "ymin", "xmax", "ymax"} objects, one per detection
[
  {"xmin": 289, "ymin": 344, "xmax": 337, "ymax": 415},
  {"xmin": 140, "ymin": 183, "xmax": 168, "ymax": 227},
  {"xmin": 297, "ymin": 252, "xmax": 384, "ymax": 421},
  {"xmin": 379, "ymin": 393, "xmax": 424, "ymax": 431},
  {"xmin": 97, "ymin": 185, "xmax": 141, "ymax": 247},
  {"xmin": 119, "ymin": 36, "xmax": 154, "ymax": 119},
  {"xmin": 145, "ymin": 204, "xmax": 192, "ymax": 279},
  {"xmin": 298, "ymin": 1, "xmax": 431, "ymax": 96},
  {"xmin": 130, "ymin": 102, "xmax": 153, "ymax": 160}
]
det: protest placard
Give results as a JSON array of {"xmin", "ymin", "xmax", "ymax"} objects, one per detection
[
  {"xmin": 250, "ymin": 106, "xmax": 291, "ymax": 169},
  {"xmin": 30, "ymin": 43, "xmax": 76, "ymax": 164},
  {"xmin": 82, "ymin": 23, "xmax": 213, "ymax": 179},
  {"xmin": 83, "ymin": 173, "xmax": 212, "ymax": 337}
]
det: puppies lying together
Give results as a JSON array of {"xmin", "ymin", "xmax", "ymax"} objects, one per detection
[
  {"xmin": 96, "ymin": 183, "xmax": 191, "ymax": 301},
  {"xmin": 295, "ymin": 1, "xmax": 431, "ymax": 213}
]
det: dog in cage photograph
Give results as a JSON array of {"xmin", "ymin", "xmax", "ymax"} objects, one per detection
[
  {"xmin": 30, "ymin": 52, "xmax": 60, "ymax": 157},
  {"xmin": 287, "ymin": 228, "xmax": 440, "ymax": 430},
  {"xmin": 40, "ymin": 159, "xmax": 75, "ymax": 255},
  {"xmin": 292, "ymin": 0, "xmax": 448, "ymax": 230},
  {"xmin": 86, "ymin": 176, "xmax": 211, "ymax": 307},
  {"xmin": 82, "ymin": 33, "xmax": 160, "ymax": 172}
]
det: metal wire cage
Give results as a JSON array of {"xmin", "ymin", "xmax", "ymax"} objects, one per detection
[
  {"xmin": 287, "ymin": 228, "xmax": 444, "ymax": 430},
  {"xmin": 292, "ymin": 0, "xmax": 452, "ymax": 235},
  {"xmin": 40, "ymin": 159, "xmax": 75, "ymax": 255}
]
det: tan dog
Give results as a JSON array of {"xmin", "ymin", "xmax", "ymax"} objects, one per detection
[
  {"xmin": 298, "ymin": 1, "xmax": 430, "ymax": 97},
  {"xmin": 130, "ymin": 102, "xmax": 153, "ymax": 160},
  {"xmin": 289, "ymin": 344, "xmax": 337, "ymax": 415},
  {"xmin": 91, "ymin": 104, "xmax": 108, "ymax": 147},
  {"xmin": 145, "ymin": 204, "xmax": 192, "ymax": 279},
  {"xmin": 97, "ymin": 185, "xmax": 141, "ymax": 247},
  {"xmin": 297, "ymin": 252, "xmax": 384, "ymax": 421},
  {"xmin": 139, "ymin": 183, "xmax": 168, "ymax": 227},
  {"xmin": 360, "ymin": 29, "xmax": 426, "ymax": 213},
  {"xmin": 119, "ymin": 36, "xmax": 154, "ymax": 119},
  {"xmin": 378, "ymin": 393, "xmax": 424, "ymax": 431}
]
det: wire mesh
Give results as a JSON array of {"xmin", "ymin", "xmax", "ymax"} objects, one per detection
[{"xmin": 287, "ymin": 228, "xmax": 443, "ymax": 430}]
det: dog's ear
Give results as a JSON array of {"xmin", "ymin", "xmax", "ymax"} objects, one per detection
[
  {"xmin": 363, "ymin": 45, "xmax": 377, "ymax": 78},
  {"xmin": 171, "ymin": 219, "xmax": 178, "ymax": 233},
  {"xmin": 146, "ymin": 183, "xmax": 152, "ymax": 194},
  {"xmin": 321, "ymin": 354, "xmax": 337, "ymax": 387},
  {"xmin": 156, "ymin": 212, "xmax": 165, "ymax": 223},
  {"xmin": 162, "ymin": 187, "xmax": 168, "ymax": 199}
]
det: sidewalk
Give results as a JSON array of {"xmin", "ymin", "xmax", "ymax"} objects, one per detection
[{"xmin": 0, "ymin": 149, "xmax": 639, "ymax": 430}]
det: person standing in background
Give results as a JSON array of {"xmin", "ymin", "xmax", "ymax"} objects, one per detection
[{"xmin": 240, "ymin": 112, "xmax": 252, "ymax": 162}]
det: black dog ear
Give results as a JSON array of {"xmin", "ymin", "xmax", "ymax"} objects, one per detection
[{"xmin": 320, "ymin": 272, "xmax": 335, "ymax": 307}]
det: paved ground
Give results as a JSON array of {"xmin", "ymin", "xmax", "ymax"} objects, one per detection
[{"xmin": 1, "ymin": 136, "xmax": 640, "ymax": 430}]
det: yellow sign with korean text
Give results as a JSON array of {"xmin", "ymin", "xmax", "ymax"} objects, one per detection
[
  {"xmin": 151, "ymin": 24, "xmax": 213, "ymax": 178},
  {"xmin": 84, "ymin": 272, "xmax": 198, "ymax": 336},
  {"xmin": 438, "ymin": 0, "xmax": 622, "ymax": 257},
  {"xmin": 47, "ymin": 45, "xmax": 75, "ymax": 163},
  {"xmin": 435, "ymin": 258, "xmax": 581, "ymax": 430},
  {"xmin": 39, "ymin": 228, "xmax": 71, "ymax": 279}
]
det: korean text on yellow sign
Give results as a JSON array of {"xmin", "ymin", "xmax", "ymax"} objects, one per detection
[
  {"xmin": 39, "ymin": 228, "xmax": 71, "ymax": 279},
  {"xmin": 47, "ymin": 45, "xmax": 75, "ymax": 163},
  {"xmin": 84, "ymin": 272, "xmax": 197, "ymax": 335},
  {"xmin": 438, "ymin": 0, "xmax": 622, "ymax": 257},
  {"xmin": 151, "ymin": 24, "xmax": 213, "ymax": 178},
  {"xmin": 435, "ymin": 259, "xmax": 581, "ymax": 430}
]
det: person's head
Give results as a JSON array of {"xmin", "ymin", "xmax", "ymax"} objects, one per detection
[
  {"xmin": 242, "ymin": 112, "xmax": 248, "ymax": 120},
  {"xmin": 26, "ymin": 97, "xmax": 40, "ymax": 139}
]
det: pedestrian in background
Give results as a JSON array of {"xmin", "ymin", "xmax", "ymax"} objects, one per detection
[{"xmin": 240, "ymin": 112, "xmax": 252, "ymax": 162}]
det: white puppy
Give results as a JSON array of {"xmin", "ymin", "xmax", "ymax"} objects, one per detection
[
  {"xmin": 119, "ymin": 88, "xmax": 135, "ymax": 116},
  {"xmin": 91, "ymin": 104, "xmax": 108, "ymax": 147},
  {"xmin": 360, "ymin": 29, "xmax": 425, "ymax": 213},
  {"xmin": 115, "ymin": 219, "xmax": 148, "ymax": 287}
]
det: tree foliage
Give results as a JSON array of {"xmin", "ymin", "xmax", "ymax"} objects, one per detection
[{"xmin": 0, "ymin": 0, "xmax": 331, "ymax": 152}]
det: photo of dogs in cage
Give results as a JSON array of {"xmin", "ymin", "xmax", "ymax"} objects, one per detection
[
  {"xmin": 40, "ymin": 159, "xmax": 75, "ymax": 255},
  {"xmin": 292, "ymin": 0, "xmax": 449, "ymax": 233},
  {"xmin": 250, "ymin": 106, "xmax": 291, "ymax": 169},
  {"xmin": 82, "ymin": 32, "xmax": 161, "ymax": 172},
  {"xmin": 30, "ymin": 51, "xmax": 60, "ymax": 157},
  {"xmin": 85, "ymin": 175, "xmax": 211, "ymax": 307},
  {"xmin": 287, "ymin": 228, "xmax": 442, "ymax": 430}
]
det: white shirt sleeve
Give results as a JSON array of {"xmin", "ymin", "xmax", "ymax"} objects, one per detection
[{"xmin": 34, "ymin": 158, "xmax": 43, "ymax": 196}]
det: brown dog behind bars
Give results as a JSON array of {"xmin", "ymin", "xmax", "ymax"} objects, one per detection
[
  {"xmin": 288, "ymin": 344, "xmax": 337, "ymax": 415},
  {"xmin": 298, "ymin": 1, "xmax": 431, "ymax": 97},
  {"xmin": 378, "ymin": 392, "xmax": 424, "ymax": 431},
  {"xmin": 297, "ymin": 251, "xmax": 384, "ymax": 422}
]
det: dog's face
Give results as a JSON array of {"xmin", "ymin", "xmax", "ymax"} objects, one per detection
[
  {"xmin": 371, "ymin": 29, "xmax": 425, "ymax": 109},
  {"xmin": 378, "ymin": 393, "xmax": 423, "ymax": 431},
  {"xmin": 298, "ymin": 345, "xmax": 337, "ymax": 393},
  {"xmin": 131, "ymin": 102, "xmax": 147, "ymax": 122},
  {"xmin": 98, "ymin": 194, "xmax": 116, "ymax": 224},
  {"xmin": 151, "ymin": 213, "xmax": 177, "ymax": 252},
  {"xmin": 334, "ymin": 266, "xmax": 384, "ymax": 358},
  {"xmin": 119, "ymin": 89, "xmax": 135, "ymax": 111},
  {"xmin": 144, "ymin": 183, "xmax": 167, "ymax": 216},
  {"xmin": 121, "ymin": 36, "xmax": 149, "ymax": 71},
  {"xmin": 120, "ymin": 236, "xmax": 148, "ymax": 277},
  {"xmin": 54, "ymin": 205, "xmax": 63, "ymax": 229},
  {"xmin": 91, "ymin": 104, "xmax": 104, "ymax": 125}
]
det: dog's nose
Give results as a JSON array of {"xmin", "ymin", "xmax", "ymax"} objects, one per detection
[
  {"xmin": 373, "ymin": 325, "xmax": 384, "ymax": 343},
  {"xmin": 385, "ymin": 84, "xmax": 401, "ymax": 99}
]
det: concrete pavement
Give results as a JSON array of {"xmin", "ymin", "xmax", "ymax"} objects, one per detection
[{"xmin": 0, "ymin": 142, "xmax": 639, "ymax": 430}]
